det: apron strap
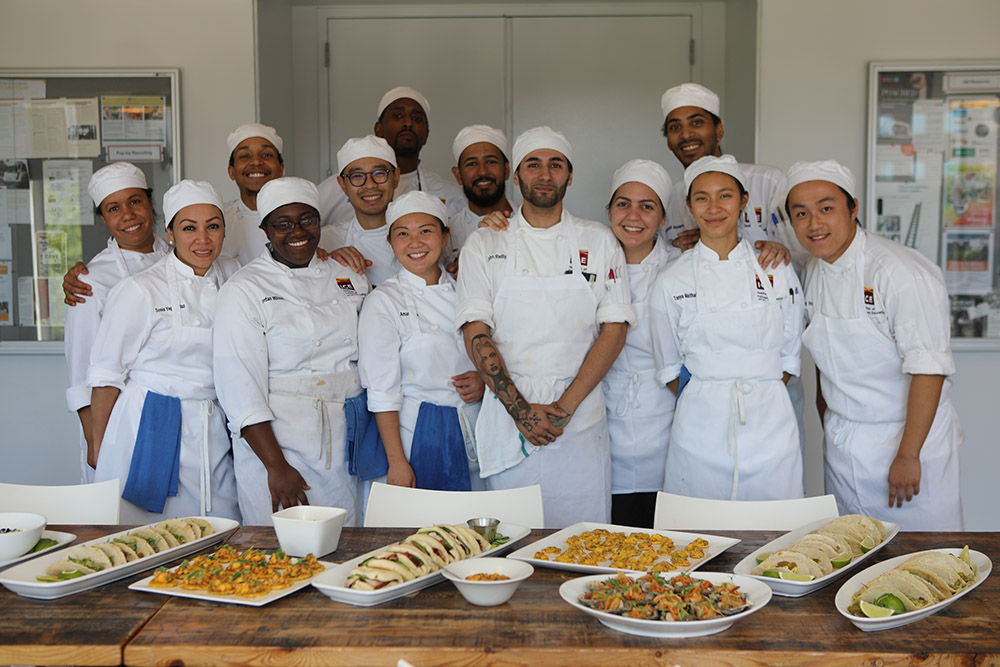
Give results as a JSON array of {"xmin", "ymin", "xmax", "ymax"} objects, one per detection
[
  {"xmin": 315, "ymin": 397, "xmax": 333, "ymax": 469},
  {"xmin": 727, "ymin": 378, "xmax": 754, "ymax": 500},
  {"xmin": 199, "ymin": 399, "xmax": 214, "ymax": 515}
]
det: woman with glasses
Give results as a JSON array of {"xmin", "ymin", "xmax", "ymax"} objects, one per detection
[{"xmin": 214, "ymin": 177, "xmax": 370, "ymax": 525}]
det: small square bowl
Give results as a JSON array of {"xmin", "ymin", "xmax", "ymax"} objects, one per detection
[
  {"xmin": 441, "ymin": 557, "xmax": 534, "ymax": 606},
  {"xmin": 271, "ymin": 506, "xmax": 346, "ymax": 557},
  {"xmin": 0, "ymin": 512, "xmax": 47, "ymax": 560}
]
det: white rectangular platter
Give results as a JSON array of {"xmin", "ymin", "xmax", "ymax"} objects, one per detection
[
  {"xmin": 0, "ymin": 517, "xmax": 238, "ymax": 600},
  {"xmin": 312, "ymin": 522, "xmax": 530, "ymax": 607},
  {"xmin": 732, "ymin": 517, "xmax": 899, "ymax": 597},
  {"xmin": 0, "ymin": 530, "xmax": 76, "ymax": 571},
  {"xmin": 506, "ymin": 521, "xmax": 740, "ymax": 575}
]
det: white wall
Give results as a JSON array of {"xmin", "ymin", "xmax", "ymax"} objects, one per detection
[
  {"xmin": 757, "ymin": 0, "xmax": 1000, "ymax": 529},
  {"xmin": 0, "ymin": 0, "xmax": 258, "ymax": 484}
]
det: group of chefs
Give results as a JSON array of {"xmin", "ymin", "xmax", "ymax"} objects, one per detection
[{"xmin": 62, "ymin": 83, "xmax": 964, "ymax": 532}]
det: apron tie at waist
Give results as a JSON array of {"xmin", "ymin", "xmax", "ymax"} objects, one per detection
[
  {"xmin": 614, "ymin": 373, "xmax": 641, "ymax": 418},
  {"xmin": 199, "ymin": 399, "xmax": 214, "ymax": 515},
  {"xmin": 270, "ymin": 370, "xmax": 360, "ymax": 472},
  {"xmin": 457, "ymin": 405, "xmax": 477, "ymax": 463},
  {"xmin": 315, "ymin": 398, "xmax": 333, "ymax": 469},
  {"xmin": 727, "ymin": 378, "xmax": 754, "ymax": 501}
]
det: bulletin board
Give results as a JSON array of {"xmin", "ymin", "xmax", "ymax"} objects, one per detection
[
  {"xmin": 867, "ymin": 61, "xmax": 1000, "ymax": 348},
  {"xmin": 0, "ymin": 69, "xmax": 180, "ymax": 351}
]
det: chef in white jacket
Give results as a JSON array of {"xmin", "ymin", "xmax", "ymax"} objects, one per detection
[
  {"xmin": 649, "ymin": 155, "xmax": 804, "ymax": 501},
  {"xmin": 89, "ymin": 180, "xmax": 241, "ymax": 524},
  {"xmin": 358, "ymin": 191, "xmax": 485, "ymax": 492},
  {"xmin": 66, "ymin": 162, "xmax": 170, "ymax": 482},
  {"xmin": 456, "ymin": 126, "xmax": 634, "ymax": 529},
  {"xmin": 214, "ymin": 177, "xmax": 369, "ymax": 526},
  {"xmin": 602, "ymin": 159, "xmax": 681, "ymax": 528},
  {"xmin": 785, "ymin": 160, "xmax": 964, "ymax": 530}
]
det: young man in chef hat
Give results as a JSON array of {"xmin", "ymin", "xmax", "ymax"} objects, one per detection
[{"xmin": 221, "ymin": 122, "xmax": 285, "ymax": 265}]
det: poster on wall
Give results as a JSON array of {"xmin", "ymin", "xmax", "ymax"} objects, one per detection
[
  {"xmin": 942, "ymin": 229, "xmax": 993, "ymax": 295},
  {"xmin": 0, "ymin": 158, "xmax": 30, "ymax": 225},
  {"xmin": 0, "ymin": 260, "xmax": 12, "ymax": 326},
  {"xmin": 100, "ymin": 95, "xmax": 167, "ymax": 161},
  {"xmin": 42, "ymin": 159, "xmax": 93, "ymax": 227},
  {"xmin": 942, "ymin": 162, "xmax": 995, "ymax": 227}
]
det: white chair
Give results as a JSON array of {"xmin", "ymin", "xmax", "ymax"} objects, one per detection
[
  {"xmin": 363, "ymin": 483, "xmax": 545, "ymax": 528},
  {"xmin": 652, "ymin": 492, "xmax": 839, "ymax": 531},
  {"xmin": 0, "ymin": 478, "xmax": 121, "ymax": 524}
]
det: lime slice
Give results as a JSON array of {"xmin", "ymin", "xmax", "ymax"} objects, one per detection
[
  {"xmin": 860, "ymin": 600, "xmax": 896, "ymax": 618},
  {"xmin": 778, "ymin": 571, "xmax": 815, "ymax": 582},
  {"xmin": 831, "ymin": 553, "xmax": 852, "ymax": 568},
  {"xmin": 859, "ymin": 536, "xmax": 877, "ymax": 553},
  {"xmin": 960, "ymin": 545, "xmax": 971, "ymax": 566},
  {"xmin": 761, "ymin": 569, "xmax": 782, "ymax": 578},
  {"xmin": 874, "ymin": 593, "xmax": 906, "ymax": 614},
  {"xmin": 755, "ymin": 551, "xmax": 772, "ymax": 564}
]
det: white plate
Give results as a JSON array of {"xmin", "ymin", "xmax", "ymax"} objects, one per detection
[
  {"xmin": 312, "ymin": 522, "xmax": 530, "ymax": 607},
  {"xmin": 506, "ymin": 522, "xmax": 740, "ymax": 575},
  {"xmin": 129, "ymin": 557, "xmax": 335, "ymax": 607},
  {"xmin": 732, "ymin": 517, "xmax": 899, "ymax": 597},
  {"xmin": 0, "ymin": 517, "xmax": 238, "ymax": 600},
  {"xmin": 0, "ymin": 530, "xmax": 76, "ymax": 571},
  {"xmin": 559, "ymin": 571, "xmax": 772, "ymax": 638},
  {"xmin": 835, "ymin": 547, "xmax": 992, "ymax": 631}
]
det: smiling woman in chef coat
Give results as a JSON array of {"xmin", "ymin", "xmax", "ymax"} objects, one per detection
[
  {"xmin": 649, "ymin": 155, "xmax": 804, "ymax": 501},
  {"xmin": 213, "ymin": 177, "xmax": 369, "ymax": 526},
  {"xmin": 358, "ymin": 190, "xmax": 486, "ymax": 494},
  {"xmin": 89, "ymin": 180, "xmax": 241, "ymax": 524}
]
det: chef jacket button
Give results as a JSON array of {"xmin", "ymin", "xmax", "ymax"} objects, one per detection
[
  {"xmin": 185, "ymin": 278, "xmax": 192, "ymax": 285},
  {"xmin": 432, "ymin": 324, "xmax": 439, "ymax": 330},
  {"xmin": 331, "ymin": 299, "xmax": 338, "ymax": 305},
  {"xmin": 192, "ymin": 319, "xmax": 200, "ymax": 326},
  {"xmin": 315, "ymin": 268, "xmax": 321, "ymax": 275},
  {"xmin": 344, "ymin": 337, "xmax": 352, "ymax": 344},
  {"xmin": 315, "ymin": 340, "xmax": 321, "ymax": 347},
  {"xmin": 521, "ymin": 269, "xmax": 529, "ymax": 275},
  {"xmin": 557, "ymin": 234, "xmax": 564, "ymax": 241}
]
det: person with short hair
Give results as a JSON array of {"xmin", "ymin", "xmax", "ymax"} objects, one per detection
[{"xmin": 221, "ymin": 123, "xmax": 285, "ymax": 265}]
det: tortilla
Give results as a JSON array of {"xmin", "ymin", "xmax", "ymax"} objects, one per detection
[
  {"xmin": 131, "ymin": 528, "xmax": 169, "ymax": 553},
  {"xmin": 787, "ymin": 544, "xmax": 833, "ymax": 575},
  {"xmin": 876, "ymin": 570, "xmax": 944, "ymax": 605},
  {"xmin": 346, "ymin": 565, "xmax": 405, "ymax": 590},
  {"xmin": 93, "ymin": 542, "xmax": 128, "ymax": 566},
  {"xmin": 856, "ymin": 582, "xmax": 921, "ymax": 612},
  {"xmin": 149, "ymin": 526, "xmax": 180, "ymax": 548},
  {"xmin": 114, "ymin": 535, "xmax": 155, "ymax": 558},
  {"xmin": 185, "ymin": 517, "xmax": 214, "ymax": 538},
  {"xmin": 417, "ymin": 528, "xmax": 461, "ymax": 562},
  {"xmin": 364, "ymin": 555, "xmax": 418, "ymax": 582},
  {"xmin": 754, "ymin": 550, "xmax": 824, "ymax": 579},
  {"xmin": 159, "ymin": 520, "xmax": 197, "ymax": 544},
  {"xmin": 405, "ymin": 534, "xmax": 449, "ymax": 568},
  {"xmin": 45, "ymin": 546, "xmax": 112, "ymax": 576},
  {"xmin": 387, "ymin": 543, "xmax": 434, "ymax": 576}
]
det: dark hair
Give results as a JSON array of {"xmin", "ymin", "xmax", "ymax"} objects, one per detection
[
  {"xmin": 685, "ymin": 173, "xmax": 746, "ymax": 202},
  {"xmin": 95, "ymin": 187, "xmax": 155, "ymax": 218},
  {"xmin": 783, "ymin": 185, "xmax": 857, "ymax": 217},
  {"xmin": 229, "ymin": 150, "xmax": 284, "ymax": 168},
  {"xmin": 661, "ymin": 111, "xmax": 722, "ymax": 138}
]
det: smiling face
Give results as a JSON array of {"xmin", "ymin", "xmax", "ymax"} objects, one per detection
[
  {"xmin": 338, "ymin": 156, "xmax": 399, "ymax": 220},
  {"xmin": 167, "ymin": 204, "xmax": 225, "ymax": 276},
  {"xmin": 514, "ymin": 149, "xmax": 572, "ymax": 210},
  {"xmin": 98, "ymin": 187, "xmax": 156, "ymax": 253},
  {"xmin": 388, "ymin": 212, "xmax": 448, "ymax": 284},
  {"xmin": 687, "ymin": 171, "xmax": 747, "ymax": 247},
  {"xmin": 452, "ymin": 141, "xmax": 508, "ymax": 208},
  {"xmin": 228, "ymin": 136, "xmax": 284, "ymax": 201},
  {"xmin": 374, "ymin": 97, "xmax": 429, "ymax": 158},
  {"xmin": 608, "ymin": 182, "xmax": 665, "ymax": 262},
  {"xmin": 787, "ymin": 179, "xmax": 859, "ymax": 264},
  {"xmin": 664, "ymin": 106, "xmax": 724, "ymax": 167},
  {"xmin": 262, "ymin": 203, "xmax": 321, "ymax": 268}
]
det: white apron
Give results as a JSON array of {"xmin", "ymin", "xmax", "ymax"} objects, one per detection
[
  {"xmin": 664, "ymin": 243, "xmax": 802, "ymax": 500},
  {"xmin": 802, "ymin": 256, "xmax": 964, "ymax": 531},
  {"xmin": 477, "ymin": 216, "xmax": 612, "ymax": 528}
]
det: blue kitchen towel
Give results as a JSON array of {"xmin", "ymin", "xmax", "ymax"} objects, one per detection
[
  {"xmin": 121, "ymin": 390, "xmax": 182, "ymax": 513},
  {"xmin": 409, "ymin": 402, "xmax": 471, "ymax": 492},
  {"xmin": 345, "ymin": 392, "xmax": 388, "ymax": 480}
]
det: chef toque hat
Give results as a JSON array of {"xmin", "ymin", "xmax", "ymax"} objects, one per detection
[
  {"xmin": 88, "ymin": 162, "xmax": 148, "ymax": 207},
  {"xmin": 785, "ymin": 159, "xmax": 857, "ymax": 201},
  {"xmin": 226, "ymin": 123, "xmax": 283, "ymax": 157},
  {"xmin": 257, "ymin": 177, "xmax": 320, "ymax": 222},
  {"xmin": 660, "ymin": 82, "xmax": 721, "ymax": 120},
  {"xmin": 511, "ymin": 126, "xmax": 573, "ymax": 171},
  {"xmin": 611, "ymin": 159, "xmax": 672, "ymax": 211},
  {"xmin": 683, "ymin": 154, "xmax": 746, "ymax": 195},
  {"xmin": 453, "ymin": 125, "xmax": 509, "ymax": 164},
  {"xmin": 163, "ymin": 180, "xmax": 224, "ymax": 230},
  {"xmin": 337, "ymin": 135, "xmax": 397, "ymax": 173},
  {"xmin": 376, "ymin": 86, "xmax": 431, "ymax": 120},
  {"xmin": 386, "ymin": 190, "xmax": 449, "ymax": 228}
]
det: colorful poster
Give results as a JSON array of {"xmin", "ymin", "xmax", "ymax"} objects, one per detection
[
  {"xmin": 942, "ymin": 229, "xmax": 993, "ymax": 295},
  {"xmin": 943, "ymin": 162, "xmax": 994, "ymax": 227},
  {"xmin": 0, "ymin": 260, "xmax": 11, "ymax": 326},
  {"xmin": 101, "ymin": 96, "xmax": 167, "ymax": 154}
]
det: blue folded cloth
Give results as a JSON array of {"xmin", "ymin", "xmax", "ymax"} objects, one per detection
[
  {"xmin": 410, "ymin": 402, "xmax": 471, "ymax": 492},
  {"xmin": 677, "ymin": 365, "xmax": 692, "ymax": 400},
  {"xmin": 345, "ymin": 392, "xmax": 388, "ymax": 480},
  {"xmin": 121, "ymin": 390, "xmax": 182, "ymax": 514}
]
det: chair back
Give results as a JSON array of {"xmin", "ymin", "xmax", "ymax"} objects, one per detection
[
  {"xmin": 0, "ymin": 479, "xmax": 121, "ymax": 524},
  {"xmin": 652, "ymin": 492, "xmax": 839, "ymax": 531},
  {"xmin": 363, "ymin": 483, "xmax": 544, "ymax": 528}
]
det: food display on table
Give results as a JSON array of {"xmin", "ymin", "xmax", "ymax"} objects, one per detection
[
  {"xmin": 0, "ymin": 513, "xmax": 47, "ymax": 560},
  {"xmin": 0, "ymin": 531, "xmax": 76, "ymax": 571}
]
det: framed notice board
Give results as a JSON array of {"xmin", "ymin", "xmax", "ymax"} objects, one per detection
[
  {"xmin": 0, "ymin": 69, "xmax": 180, "ymax": 352},
  {"xmin": 867, "ymin": 61, "xmax": 1000, "ymax": 348}
]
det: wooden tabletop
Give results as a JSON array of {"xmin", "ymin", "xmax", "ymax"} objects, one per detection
[{"xmin": 2, "ymin": 527, "xmax": 997, "ymax": 667}]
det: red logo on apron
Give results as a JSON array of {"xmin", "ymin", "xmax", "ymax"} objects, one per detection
[{"xmin": 579, "ymin": 250, "xmax": 589, "ymax": 267}]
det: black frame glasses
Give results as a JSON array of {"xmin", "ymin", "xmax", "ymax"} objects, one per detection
[{"xmin": 341, "ymin": 167, "xmax": 395, "ymax": 188}]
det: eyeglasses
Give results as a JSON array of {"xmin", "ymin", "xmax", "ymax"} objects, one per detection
[
  {"xmin": 341, "ymin": 167, "xmax": 394, "ymax": 188},
  {"xmin": 265, "ymin": 215, "xmax": 320, "ymax": 233}
]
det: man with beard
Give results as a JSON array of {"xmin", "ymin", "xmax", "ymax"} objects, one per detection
[
  {"xmin": 455, "ymin": 126, "xmax": 634, "ymax": 528},
  {"xmin": 221, "ymin": 123, "xmax": 285, "ymax": 265}
]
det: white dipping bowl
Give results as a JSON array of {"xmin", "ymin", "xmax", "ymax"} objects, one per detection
[
  {"xmin": 442, "ymin": 557, "xmax": 533, "ymax": 606},
  {"xmin": 0, "ymin": 512, "xmax": 47, "ymax": 560},
  {"xmin": 271, "ymin": 506, "xmax": 346, "ymax": 557}
]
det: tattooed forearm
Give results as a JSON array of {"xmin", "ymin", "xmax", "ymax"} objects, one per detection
[{"xmin": 470, "ymin": 333, "xmax": 540, "ymax": 432}]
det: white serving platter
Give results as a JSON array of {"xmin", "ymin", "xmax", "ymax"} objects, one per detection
[
  {"xmin": 0, "ymin": 517, "xmax": 238, "ymax": 600},
  {"xmin": 834, "ymin": 547, "xmax": 991, "ymax": 631},
  {"xmin": 559, "ymin": 571, "xmax": 772, "ymax": 638},
  {"xmin": 506, "ymin": 521, "xmax": 740, "ymax": 575},
  {"xmin": 732, "ymin": 517, "xmax": 899, "ymax": 597},
  {"xmin": 0, "ymin": 531, "xmax": 76, "ymax": 571},
  {"xmin": 312, "ymin": 522, "xmax": 530, "ymax": 607}
]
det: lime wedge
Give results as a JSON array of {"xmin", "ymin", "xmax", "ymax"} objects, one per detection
[
  {"xmin": 860, "ymin": 600, "xmax": 896, "ymax": 618},
  {"xmin": 859, "ymin": 536, "xmax": 877, "ymax": 553},
  {"xmin": 755, "ymin": 551, "xmax": 772, "ymax": 564},
  {"xmin": 761, "ymin": 569, "xmax": 782, "ymax": 578},
  {"xmin": 831, "ymin": 553, "xmax": 852, "ymax": 568},
  {"xmin": 874, "ymin": 593, "xmax": 906, "ymax": 614},
  {"xmin": 778, "ymin": 571, "xmax": 815, "ymax": 582},
  {"xmin": 960, "ymin": 545, "xmax": 971, "ymax": 566}
]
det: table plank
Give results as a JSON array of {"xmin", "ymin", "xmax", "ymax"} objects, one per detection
[{"xmin": 123, "ymin": 528, "xmax": 1000, "ymax": 667}]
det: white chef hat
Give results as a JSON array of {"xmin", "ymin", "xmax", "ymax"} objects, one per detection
[
  {"xmin": 610, "ymin": 159, "xmax": 672, "ymax": 211},
  {"xmin": 257, "ymin": 177, "xmax": 320, "ymax": 222},
  {"xmin": 660, "ymin": 82, "xmax": 721, "ymax": 120},
  {"xmin": 785, "ymin": 159, "xmax": 857, "ymax": 200},
  {"xmin": 386, "ymin": 190, "xmax": 449, "ymax": 229},
  {"xmin": 452, "ymin": 125, "xmax": 509, "ymax": 164},
  {"xmin": 88, "ymin": 162, "xmax": 148, "ymax": 207},
  {"xmin": 376, "ymin": 86, "xmax": 431, "ymax": 119},
  {"xmin": 683, "ymin": 154, "xmax": 746, "ymax": 194},
  {"xmin": 226, "ymin": 123, "xmax": 283, "ymax": 157},
  {"xmin": 163, "ymin": 180, "xmax": 224, "ymax": 230},
  {"xmin": 337, "ymin": 135, "xmax": 397, "ymax": 173},
  {"xmin": 511, "ymin": 126, "xmax": 573, "ymax": 171}
]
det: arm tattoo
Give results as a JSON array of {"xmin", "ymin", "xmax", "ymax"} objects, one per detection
[{"xmin": 471, "ymin": 333, "xmax": 540, "ymax": 432}]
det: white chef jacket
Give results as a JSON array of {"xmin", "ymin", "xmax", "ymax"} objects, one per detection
[
  {"xmin": 396, "ymin": 164, "xmax": 467, "ymax": 219},
  {"xmin": 316, "ymin": 176, "xmax": 356, "ymax": 227},
  {"xmin": 320, "ymin": 216, "xmax": 399, "ymax": 286},
  {"xmin": 444, "ymin": 205, "xmax": 481, "ymax": 266},
  {"xmin": 221, "ymin": 198, "xmax": 267, "ymax": 267}
]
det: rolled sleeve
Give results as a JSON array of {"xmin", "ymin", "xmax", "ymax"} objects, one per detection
[
  {"xmin": 358, "ymin": 290, "xmax": 405, "ymax": 413},
  {"xmin": 779, "ymin": 265, "xmax": 804, "ymax": 378},
  {"xmin": 649, "ymin": 272, "xmax": 682, "ymax": 386},
  {"xmin": 884, "ymin": 263, "xmax": 955, "ymax": 377},
  {"xmin": 64, "ymin": 296, "xmax": 104, "ymax": 411},
  {"xmin": 596, "ymin": 237, "xmax": 635, "ymax": 327},
  {"xmin": 454, "ymin": 231, "xmax": 496, "ymax": 332}
]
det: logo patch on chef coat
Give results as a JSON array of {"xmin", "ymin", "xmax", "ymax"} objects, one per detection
[
  {"xmin": 755, "ymin": 207, "xmax": 763, "ymax": 224},
  {"xmin": 578, "ymin": 250, "xmax": 589, "ymax": 267},
  {"xmin": 755, "ymin": 274, "xmax": 774, "ymax": 290},
  {"xmin": 864, "ymin": 286, "xmax": 875, "ymax": 306},
  {"xmin": 336, "ymin": 278, "xmax": 357, "ymax": 293}
]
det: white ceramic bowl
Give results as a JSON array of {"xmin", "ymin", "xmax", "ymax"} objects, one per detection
[
  {"xmin": 271, "ymin": 506, "xmax": 346, "ymax": 557},
  {"xmin": 0, "ymin": 513, "xmax": 47, "ymax": 560},
  {"xmin": 441, "ymin": 557, "xmax": 533, "ymax": 606}
]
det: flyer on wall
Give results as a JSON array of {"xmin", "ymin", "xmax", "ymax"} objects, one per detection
[
  {"xmin": 942, "ymin": 229, "xmax": 993, "ymax": 295},
  {"xmin": 942, "ymin": 162, "xmax": 994, "ymax": 228}
]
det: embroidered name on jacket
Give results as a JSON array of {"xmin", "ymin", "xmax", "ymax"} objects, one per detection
[{"xmin": 261, "ymin": 295, "xmax": 285, "ymax": 303}]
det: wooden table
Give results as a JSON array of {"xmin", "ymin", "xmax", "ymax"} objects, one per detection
[{"xmin": 2, "ymin": 528, "xmax": 998, "ymax": 666}]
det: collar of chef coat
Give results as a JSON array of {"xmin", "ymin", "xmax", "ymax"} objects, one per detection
[
  {"xmin": 511, "ymin": 205, "xmax": 570, "ymax": 234},
  {"xmin": 694, "ymin": 236, "xmax": 752, "ymax": 263},
  {"xmin": 821, "ymin": 225, "xmax": 865, "ymax": 275},
  {"xmin": 168, "ymin": 250, "xmax": 227, "ymax": 286},
  {"xmin": 260, "ymin": 244, "xmax": 325, "ymax": 273},
  {"xmin": 397, "ymin": 264, "xmax": 454, "ymax": 290}
]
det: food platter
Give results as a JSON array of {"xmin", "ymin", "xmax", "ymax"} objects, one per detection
[
  {"xmin": 312, "ymin": 522, "xmax": 530, "ymax": 607},
  {"xmin": 506, "ymin": 522, "xmax": 740, "ymax": 575},
  {"xmin": 834, "ymin": 548, "xmax": 992, "ymax": 631},
  {"xmin": 0, "ymin": 531, "xmax": 76, "ymax": 571},
  {"xmin": 559, "ymin": 572, "xmax": 772, "ymax": 638},
  {"xmin": 0, "ymin": 517, "xmax": 238, "ymax": 600},
  {"xmin": 732, "ymin": 517, "xmax": 899, "ymax": 597}
]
